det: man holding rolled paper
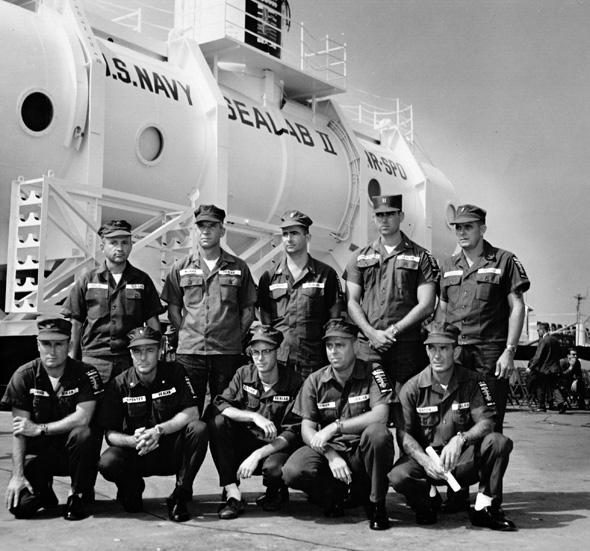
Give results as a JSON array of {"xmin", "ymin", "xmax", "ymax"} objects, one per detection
[{"xmin": 389, "ymin": 321, "xmax": 516, "ymax": 531}]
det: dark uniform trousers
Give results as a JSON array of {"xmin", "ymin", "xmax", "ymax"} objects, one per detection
[
  {"xmin": 208, "ymin": 414, "xmax": 290, "ymax": 488},
  {"xmin": 176, "ymin": 354, "xmax": 243, "ymax": 416},
  {"xmin": 282, "ymin": 424, "xmax": 394, "ymax": 506},
  {"xmin": 11, "ymin": 426, "xmax": 102, "ymax": 517},
  {"xmin": 456, "ymin": 343, "xmax": 509, "ymax": 432},
  {"xmin": 98, "ymin": 420, "xmax": 208, "ymax": 496},
  {"xmin": 389, "ymin": 432, "xmax": 513, "ymax": 511},
  {"xmin": 358, "ymin": 340, "xmax": 426, "ymax": 392}
]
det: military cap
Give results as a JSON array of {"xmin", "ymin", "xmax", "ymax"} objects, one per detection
[
  {"xmin": 127, "ymin": 326, "xmax": 162, "ymax": 348},
  {"xmin": 323, "ymin": 318, "xmax": 359, "ymax": 339},
  {"xmin": 249, "ymin": 324, "xmax": 284, "ymax": 347},
  {"xmin": 371, "ymin": 194, "xmax": 402, "ymax": 213},
  {"xmin": 194, "ymin": 204, "xmax": 226, "ymax": 224},
  {"xmin": 423, "ymin": 321, "xmax": 460, "ymax": 345},
  {"xmin": 98, "ymin": 219, "xmax": 132, "ymax": 238},
  {"xmin": 36, "ymin": 315, "xmax": 71, "ymax": 341},
  {"xmin": 451, "ymin": 204, "xmax": 486, "ymax": 225},
  {"xmin": 279, "ymin": 209, "xmax": 313, "ymax": 229}
]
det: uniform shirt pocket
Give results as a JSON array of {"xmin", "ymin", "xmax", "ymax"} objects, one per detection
[
  {"xmin": 180, "ymin": 275, "xmax": 204, "ymax": 307},
  {"xmin": 219, "ymin": 275, "xmax": 240, "ymax": 302},
  {"xmin": 84, "ymin": 285, "xmax": 109, "ymax": 318},
  {"xmin": 475, "ymin": 272, "xmax": 501, "ymax": 302}
]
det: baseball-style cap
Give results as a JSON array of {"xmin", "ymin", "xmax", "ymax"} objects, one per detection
[
  {"xmin": 371, "ymin": 195, "xmax": 402, "ymax": 213},
  {"xmin": 98, "ymin": 220, "xmax": 132, "ymax": 238},
  {"xmin": 323, "ymin": 318, "xmax": 359, "ymax": 340},
  {"xmin": 127, "ymin": 326, "xmax": 162, "ymax": 348},
  {"xmin": 451, "ymin": 204, "xmax": 486, "ymax": 225},
  {"xmin": 36, "ymin": 316, "xmax": 71, "ymax": 341},
  {"xmin": 194, "ymin": 204, "xmax": 226, "ymax": 224},
  {"xmin": 279, "ymin": 209, "xmax": 313, "ymax": 229},
  {"xmin": 249, "ymin": 325, "xmax": 284, "ymax": 348},
  {"xmin": 423, "ymin": 321, "xmax": 460, "ymax": 345}
]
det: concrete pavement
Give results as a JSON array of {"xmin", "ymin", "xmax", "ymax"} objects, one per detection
[{"xmin": 1, "ymin": 407, "xmax": 589, "ymax": 551}]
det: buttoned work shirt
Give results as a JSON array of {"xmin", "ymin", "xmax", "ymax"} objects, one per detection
[
  {"xmin": 1, "ymin": 358, "xmax": 103, "ymax": 424},
  {"xmin": 293, "ymin": 360, "xmax": 393, "ymax": 451},
  {"xmin": 214, "ymin": 362, "xmax": 303, "ymax": 446},
  {"xmin": 63, "ymin": 262, "xmax": 165, "ymax": 356},
  {"xmin": 98, "ymin": 362, "xmax": 197, "ymax": 434},
  {"xmin": 343, "ymin": 233, "xmax": 440, "ymax": 343},
  {"xmin": 397, "ymin": 365, "xmax": 496, "ymax": 451},
  {"xmin": 161, "ymin": 250, "xmax": 257, "ymax": 355},
  {"xmin": 258, "ymin": 255, "xmax": 341, "ymax": 367},
  {"xmin": 440, "ymin": 241, "xmax": 530, "ymax": 345}
]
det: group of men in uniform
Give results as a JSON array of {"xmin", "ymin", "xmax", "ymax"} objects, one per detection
[{"xmin": 3, "ymin": 192, "xmax": 529, "ymax": 533}]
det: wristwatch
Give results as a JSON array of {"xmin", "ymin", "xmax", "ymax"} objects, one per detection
[
  {"xmin": 456, "ymin": 431, "xmax": 469, "ymax": 447},
  {"xmin": 505, "ymin": 344, "xmax": 517, "ymax": 354},
  {"xmin": 39, "ymin": 424, "xmax": 48, "ymax": 437},
  {"xmin": 335, "ymin": 418, "xmax": 343, "ymax": 435},
  {"xmin": 154, "ymin": 424, "xmax": 164, "ymax": 437}
]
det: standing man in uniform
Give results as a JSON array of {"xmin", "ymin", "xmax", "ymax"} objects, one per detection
[
  {"xmin": 97, "ymin": 326, "xmax": 209, "ymax": 522},
  {"xmin": 161, "ymin": 204, "xmax": 257, "ymax": 416},
  {"xmin": 2, "ymin": 316, "xmax": 103, "ymax": 521},
  {"xmin": 258, "ymin": 209, "xmax": 342, "ymax": 378},
  {"xmin": 282, "ymin": 318, "xmax": 394, "ymax": 530},
  {"xmin": 63, "ymin": 219, "xmax": 164, "ymax": 383},
  {"xmin": 344, "ymin": 195, "xmax": 439, "ymax": 389},
  {"xmin": 437, "ymin": 205, "xmax": 530, "ymax": 431},
  {"xmin": 389, "ymin": 322, "xmax": 516, "ymax": 531},
  {"xmin": 209, "ymin": 325, "xmax": 302, "ymax": 519},
  {"xmin": 526, "ymin": 322, "xmax": 565, "ymax": 413}
]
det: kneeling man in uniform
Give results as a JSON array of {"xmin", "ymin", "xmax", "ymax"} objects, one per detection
[
  {"xmin": 2, "ymin": 316, "xmax": 103, "ymax": 521},
  {"xmin": 282, "ymin": 318, "xmax": 394, "ymax": 530},
  {"xmin": 209, "ymin": 325, "xmax": 303, "ymax": 519},
  {"xmin": 97, "ymin": 326, "xmax": 208, "ymax": 522},
  {"xmin": 389, "ymin": 322, "xmax": 516, "ymax": 530}
]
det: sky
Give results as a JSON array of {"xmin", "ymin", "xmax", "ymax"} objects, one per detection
[
  {"xmin": 292, "ymin": 0, "xmax": 590, "ymax": 325},
  {"xmin": 92, "ymin": 0, "xmax": 589, "ymax": 325}
]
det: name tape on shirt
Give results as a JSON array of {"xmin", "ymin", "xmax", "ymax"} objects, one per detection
[
  {"xmin": 30, "ymin": 388, "xmax": 50, "ymax": 397},
  {"xmin": 273, "ymin": 395, "xmax": 291, "ymax": 402},
  {"xmin": 477, "ymin": 268, "xmax": 502, "ymax": 275},
  {"xmin": 451, "ymin": 402, "xmax": 470, "ymax": 410},
  {"xmin": 219, "ymin": 269, "xmax": 242, "ymax": 276},
  {"xmin": 302, "ymin": 282, "xmax": 325, "ymax": 289},
  {"xmin": 317, "ymin": 401, "xmax": 336, "ymax": 409},
  {"xmin": 477, "ymin": 381, "xmax": 495, "ymax": 407},
  {"xmin": 416, "ymin": 406, "xmax": 438, "ymax": 414},
  {"xmin": 357, "ymin": 253, "xmax": 381, "ymax": 262},
  {"xmin": 243, "ymin": 384, "xmax": 259, "ymax": 396},
  {"xmin": 397, "ymin": 254, "xmax": 420, "ymax": 263},
  {"xmin": 87, "ymin": 283, "xmax": 108, "ymax": 289},
  {"xmin": 371, "ymin": 366, "xmax": 393, "ymax": 394},
  {"xmin": 180, "ymin": 268, "xmax": 204, "ymax": 276},
  {"xmin": 126, "ymin": 284, "xmax": 145, "ymax": 290},
  {"xmin": 269, "ymin": 283, "xmax": 288, "ymax": 291},
  {"xmin": 348, "ymin": 394, "xmax": 369, "ymax": 404},
  {"xmin": 444, "ymin": 270, "xmax": 464, "ymax": 278},
  {"xmin": 61, "ymin": 388, "xmax": 79, "ymax": 397},
  {"xmin": 123, "ymin": 396, "xmax": 146, "ymax": 403},
  {"xmin": 152, "ymin": 388, "xmax": 176, "ymax": 400}
]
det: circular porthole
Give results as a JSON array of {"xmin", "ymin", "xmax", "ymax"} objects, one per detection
[
  {"xmin": 20, "ymin": 91, "xmax": 54, "ymax": 134},
  {"xmin": 136, "ymin": 125, "xmax": 164, "ymax": 165},
  {"xmin": 367, "ymin": 178, "xmax": 381, "ymax": 201}
]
